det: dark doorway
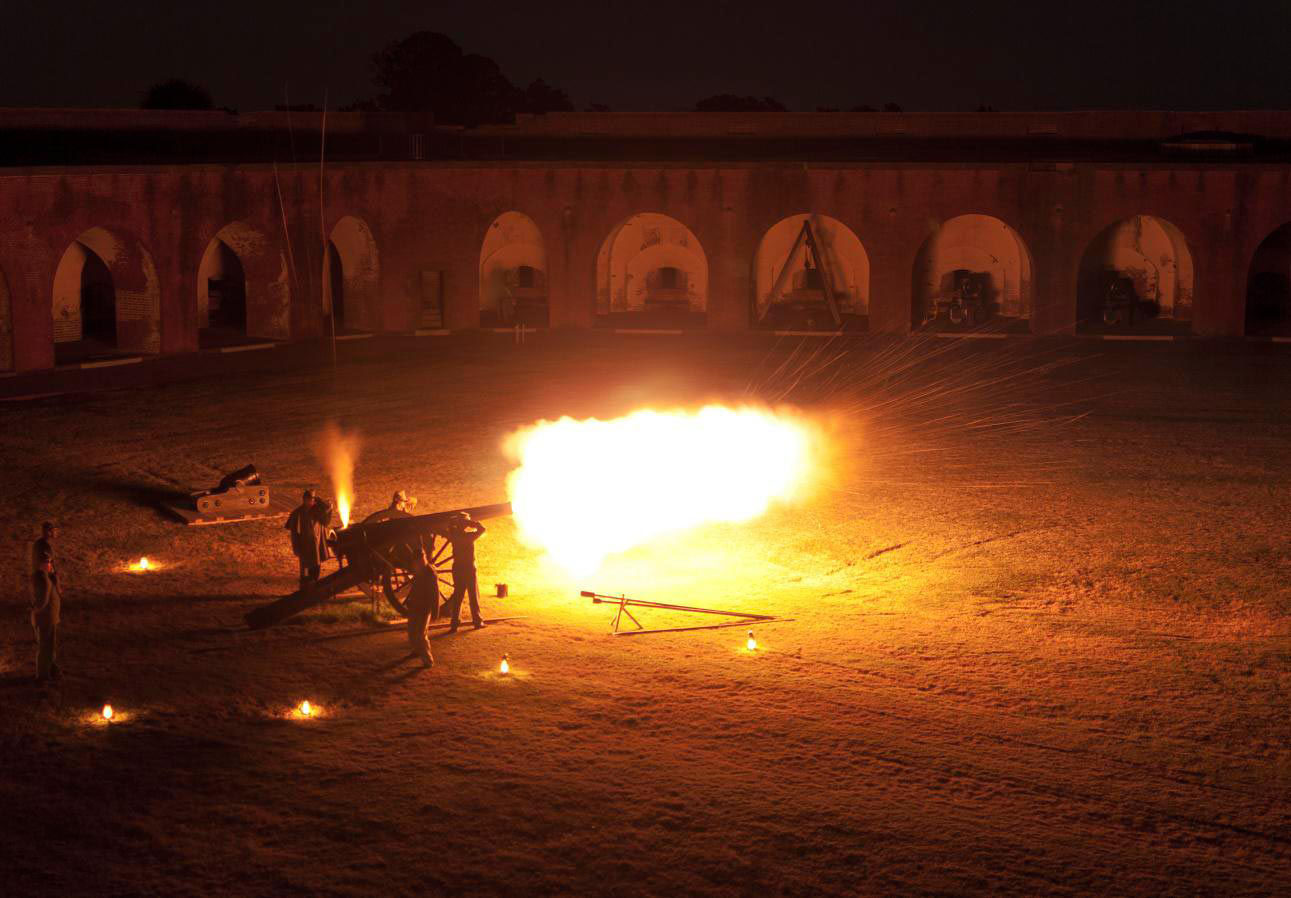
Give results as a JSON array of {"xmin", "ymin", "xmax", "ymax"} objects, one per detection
[
  {"xmin": 205, "ymin": 242, "xmax": 247, "ymax": 333},
  {"xmin": 80, "ymin": 248, "xmax": 115, "ymax": 348},
  {"xmin": 1246, "ymin": 224, "xmax": 1291, "ymax": 337},
  {"xmin": 326, "ymin": 241, "xmax": 346, "ymax": 330}
]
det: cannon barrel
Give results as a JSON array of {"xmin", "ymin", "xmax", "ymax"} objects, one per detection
[{"xmin": 243, "ymin": 500, "xmax": 512, "ymax": 630}]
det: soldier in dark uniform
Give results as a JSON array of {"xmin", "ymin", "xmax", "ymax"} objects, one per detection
[
  {"xmin": 285, "ymin": 490, "xmax": 332, "ymax": 588},
  {"xmin": 444, "ymin": 512, "xmax": 487, "ymax": 632},
  {"xmin": 30, "ymin": 521, "xmax": 62, "ymax": 682},
  {"xmin": 405, "ymin": 553, "xmax": 436, "ymax": 668}
]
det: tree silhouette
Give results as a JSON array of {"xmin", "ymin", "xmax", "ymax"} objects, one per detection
[
  {"xmin": 518, "ymin": 78, "xmax": 574, "ymax": 115},
  {"xmin": 371, "ymin": 31, "xmax": 570, "ymax": 125},
  {"xmin": 141, "ymin": 79, "xmax": 214, "ymax": 110},
  {"xmin": 694, "ymin": 95, "xmax": 787, "ymax": 112}
]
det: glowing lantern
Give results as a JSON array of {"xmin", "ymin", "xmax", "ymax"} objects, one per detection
[
  {"xmin": 746, "ymin": 630, "xmax": 757, "ymax": 652},
  {"xmin": 299, "ymin": 700, "xmax": 312, "ymax": 717},
  {"xmin": 128, "ymin": 557, "xmax": 155, "ymax": 573},
  {"xmin": 138, "ymin": 557, "xmax": 151, "ymax": 571},
  {"xmin": 101, "ymin": 704, "xmax": 114, "ymax": 721},
  {"xmin": 499, "ymin": 654, "xmax": 510, "ymax": 675}
]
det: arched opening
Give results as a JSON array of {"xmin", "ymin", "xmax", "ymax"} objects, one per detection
[
  {"xmin": 1076, "ymin": 215, "xmax": 1194, "ymax": 335},
  {"xmin": 324, "ymin": 216, "xmax": 379, "ymax": 333},
  {"xmin": 0, "ymin": 267, "xmax": 12, "ymax": 371},
  {"xmin": 480, "ymin": 212, "xmax": 548, "ymax": 327},
  {"xmin": 198, "ymin": 240, "xmax": 247, "ymax": 338},
  {"xmin": 596, "ymin": 213, "xmax": 708, "ymax": 329},
  {"xmin": 912, "ymin": 214, "xmax": 1033, "ymax": 332},
  {"xmin": 753, "ymin": 213, "xmax": 869, "ymax": 331},
  {"xmin": 197, "ymin": 222, "xmax": 291, "ymax": 346},
  {"xmin": 52, "ymin": 227, "xmax": 160, "ymax": 364},
  {"xmin": 1245, "ymin": 223, "xmax": 1291, "ymax": 337}
]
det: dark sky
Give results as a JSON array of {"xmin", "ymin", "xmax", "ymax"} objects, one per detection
[{"xmin": 2, "ymin": 0, "xmax": 1289, "ymax": 113}]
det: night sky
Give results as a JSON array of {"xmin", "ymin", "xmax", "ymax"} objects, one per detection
[{"xmin": 3, "ymin": 0, "xmax": 1289, "ymax": 114}]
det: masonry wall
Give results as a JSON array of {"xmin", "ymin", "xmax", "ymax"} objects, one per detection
[{"xmin": 1, "ymin": 159, "xmax": 1289, "ymax": 371}]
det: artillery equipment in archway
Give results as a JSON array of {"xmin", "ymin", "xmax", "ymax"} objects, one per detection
[{"xmin": 244, "ymin": 501, "xmax": 512, "ymax": 629}]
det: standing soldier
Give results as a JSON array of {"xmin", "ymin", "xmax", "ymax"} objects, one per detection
[
  {"xmin": 405, "ymin": 553, "xmax": 436, "ymax": 668},
  {"xmin": 285, "ymin": 490, "xmax": 332, "ymax": 588},
  {"xmin": 444, "ymin": 512, "xmax": 487, "ymax": 632},
  {"xmin": 389, "ymin": 490, "xmax": 418, "ymax": 515},
  {"xmin": 30, "ymin": 521, "xmax": 62, "ymax": 682}
]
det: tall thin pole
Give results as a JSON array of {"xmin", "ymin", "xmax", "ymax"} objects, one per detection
[{"xmin": 319, "ymin": 89, "xmax": 335, "ymax": 371}]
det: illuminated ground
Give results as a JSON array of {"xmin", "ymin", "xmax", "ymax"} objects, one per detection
[{"xmin": 1, "ymin": 335, "xmax": 1288, "ymax": 897}]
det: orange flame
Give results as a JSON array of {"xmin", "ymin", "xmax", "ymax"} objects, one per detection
[
  {"xmin": 505, "ymin": 405, "xmax": 817, "ymax": 575},
  {"xmin": 315, "ymin": 422, "xmax": 361, "ymax": 528}
]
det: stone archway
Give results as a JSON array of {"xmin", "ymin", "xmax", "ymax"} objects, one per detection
[
  {"xmin": 324, "ymin": 216, "xmax": 379, "ymax": 333},
  {"xmin": 753, "ymin": 213, "xmax": 869, "ymax": 331},
  {"xmin": 596, "ymin": 213, "xmax": 708, "ymax": 328},
  {"xmin": 912, "ymin": 214, "xmax": 1033, "ymax": 332},
  {"xmin": 198, "ymin": 222, "xmax": 291, "ymax": 345},
  {"xmin": 52, "ymin": 227, "xmax": 160, "ymax": 364},
  {"xmin": 480, "ymin": 212, "xmax": 547, "ymax": 327},
  {"xmin": 1076, "ymin": 216, "xmax": 1194, "ymax": 335},
  {"xmin": 1245, "ymin": 223, "xmax": 1291, "ymax": 337}
]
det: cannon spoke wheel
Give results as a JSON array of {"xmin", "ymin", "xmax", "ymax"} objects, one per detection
[{"xmin": 378, "ymin": 534, "xmax": 455, "ymax": 618}]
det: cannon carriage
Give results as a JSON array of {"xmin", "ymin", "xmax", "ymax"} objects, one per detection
[
  {"xmin": 1098, "ymin": 269, "xmax": 1160, "ymax": 327},
  {"xmin": 245, "ymin": 501, "xmax": 511, "ymax": 629},
  {"xmin": 924, "ymin": 269, "xmax": 994, "ymax": 328}
]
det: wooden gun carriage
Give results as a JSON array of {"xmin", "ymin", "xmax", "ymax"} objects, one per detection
[{"xmin": 245, "ymin": 501, "xmax": 511, "ymax": 629}]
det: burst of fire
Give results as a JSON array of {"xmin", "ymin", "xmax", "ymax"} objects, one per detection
[
  {"xmin": 505, "ymin": 405, "xmax": 818, "ymax": 575},
  {"xmin": 315, "ymin": 422, "xmax": 361, "ymax": 528}
]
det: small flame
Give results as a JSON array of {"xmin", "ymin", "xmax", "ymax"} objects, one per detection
[
  {"xmin": 299, "ymin": 700, "xmax": 312, "ymax": 717},
  {"xmin": 128, "ymin": 556, "xmax": 154, "ymax": 572},
  {"xmin": 746, "ymin": 630, "xmax": 757, "ymax": 651},
  {"xmin": 315, "ymin": 421, "xmax": 361, "ymax": 529},
  {"xmin": 138, "ymin": 557, "xmax": 150, "ymax": 571},
  {"xmin": 102, "ymin": 704, "xmax": 114, "ymax": 721},
  {"xmin": 500, "ymin": 655, "xmax": 510, "ymax": 675}
]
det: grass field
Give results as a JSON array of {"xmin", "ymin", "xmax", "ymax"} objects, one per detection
[{"xmin": 1, "ymin": 334, "xmax": 1288, "ymax": 897}]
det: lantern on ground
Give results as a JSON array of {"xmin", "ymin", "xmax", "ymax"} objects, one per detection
[
  {"xmin": 102, "ymin": 704, "xmax": 114, "ymax": 721},
  {"xmin": 500, "ymin": 654, "xmax": 510, "ymax": 675},
  {"xmin": 299, "ymin": 700, "xmax": 312, "ymax": 718},
  {"xmin": 746, "ymin": 630, "xmax": 757, "ymax": 652}
]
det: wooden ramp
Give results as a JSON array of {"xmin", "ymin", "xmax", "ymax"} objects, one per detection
[{"xmin": 163, "ymin": 490, "xmax": 297, "ymax": 526}]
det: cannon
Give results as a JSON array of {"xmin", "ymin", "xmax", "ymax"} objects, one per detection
[
  {"xmin": 925, "ymin": 269, "xmax": 993, "ymax": 328},
  {"xmin": 1098, "ymin": 269, "xmax": 1160, "ymax": 327},
  {"xmin": 244, "ymin": 501, "xmax": 512, "ymax": 629},
  {"xmin": 164, "ymin": 463, "xmax": 283, "ymax": 525}
]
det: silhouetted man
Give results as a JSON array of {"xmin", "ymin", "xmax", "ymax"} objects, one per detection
[
  {"xmin": 285, "ymin": 490, "xmax": 332, "ymax": 588},
  {"xmin": 389, "ymin": 490, "xmax": 417, "ymax": 515},
  {"xmin": 444, "ymin": 512, "xmax": 486, "ymax": 632},
  {"xmin": 30, "ymin": 521, "xmax": 62, "ymax": 682},
  {"xmin": 405, "ymin": 552, "xmax": 436, "ymax": 668}
]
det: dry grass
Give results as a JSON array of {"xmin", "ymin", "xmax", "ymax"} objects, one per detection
[{"xmin": 0, "ymin": 335, "xmax": 1288, "ymax": 897}]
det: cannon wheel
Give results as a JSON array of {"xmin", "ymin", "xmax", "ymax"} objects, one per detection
[
  {"xmin": 380, "ymin": 533, "xmax": 456, "ymax": 618},
  {"xmin": 358, "ymin": 508, "xmax": 419, "ymax": 616}
]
